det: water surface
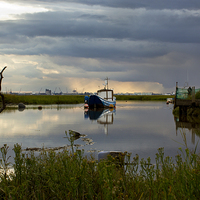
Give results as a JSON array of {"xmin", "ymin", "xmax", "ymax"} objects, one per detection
[{"xmin": 0, "ymin": 101, "xmax": 199, "ymax": 163}]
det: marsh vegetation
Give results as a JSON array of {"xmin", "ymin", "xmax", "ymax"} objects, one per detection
[
  {"xmin": 1, "ymin": 94, "xmax": 174, "ymax": 105},
  {"xmin": 3, "ymin": 94, "xmax": 85, "ymax": 105},
  {"xmin": 116, "ymin": 95, "xmax": 174, "ymax": 101},
  {"xmin": 0, "ymin": 141, "xmax": 199, "ymax": 199}
]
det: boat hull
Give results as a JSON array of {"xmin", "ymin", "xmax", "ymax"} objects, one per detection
[{"xmin": 88, "ymin": 95, "xmax": 116, "ymax": 108}]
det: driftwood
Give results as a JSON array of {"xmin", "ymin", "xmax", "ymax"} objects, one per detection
[{"xmin": 0, "ymin": 66, "xmax": 7, "ymax": 113}]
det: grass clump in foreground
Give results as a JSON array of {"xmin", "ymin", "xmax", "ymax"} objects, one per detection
[{"xmin": 0, "ymin": 144, "xmax": 200, "ymax": 199}]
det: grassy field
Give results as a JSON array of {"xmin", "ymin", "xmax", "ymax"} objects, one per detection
[
  {"xmin": 1, "ymin": 94, "xmax": 174, "ymax": 105},
  {"xmin": 116, "ymin": 94, "xmax": 174, "ymax": 101},
  {"xmin": 0, "ymin": 138, "xmax": 199, "ymax": 199},
  {"xmin": 3, "ymin": 94, "xmax": 85, "ymax": 105}
]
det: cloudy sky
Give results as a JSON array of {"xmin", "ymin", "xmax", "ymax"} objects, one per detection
[{"xmin": 0, "ymin": 0, "xmax": 200, "ymax": 94}]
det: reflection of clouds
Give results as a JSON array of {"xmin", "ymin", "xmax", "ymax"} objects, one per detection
[
  {"xmin": 114, "ymin": 103, "xmax": 174, "ymax": 138},
  {"xmin": 42, "ymin": 114, "xmax": 59, "ymax": 122},
  {"xmin": 0, "ymin": 103, "xmax": 197, "ymax": 164},
  {"xmin": 117, "ymin": 105, "xmax": 162, "ymax": 110},
  {"xmin": 0, "ymin": 107, "xmax": 83, "ymax": 136},
  {"xmin": 116, "ymin": 101, "xmax": 164, "ymax": 110}
]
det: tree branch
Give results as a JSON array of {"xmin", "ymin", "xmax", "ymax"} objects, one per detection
[
  {"xmin": 0, "ymin": 66, "xmax": 7, "ymax": 92},
  {"xmin": 0, "ymin": 66, "xmax": 7, "ymax": 113},
  {"xmin": 0, "ymin": 93, "xmax": 6, "ymax": 113}
]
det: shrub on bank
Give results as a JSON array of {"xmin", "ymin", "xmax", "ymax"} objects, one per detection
[
  {"xmin": 195, "ymin": 91, "xmax": 200, "ymax": 99},
  {"xmin": 172, "ymin": 106, "xmax": 179, "ymax": 117},
  {"xmin": 0, "ymin": 143, "xmax": 200, "ymax": 199}
]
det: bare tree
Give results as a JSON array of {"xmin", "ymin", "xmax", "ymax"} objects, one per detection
[{"xmin": 0, "ymin": 66, "xmax": 7, "ymax": 113}]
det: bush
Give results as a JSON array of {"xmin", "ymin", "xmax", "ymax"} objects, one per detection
[
  {"xmin": 196, "ymin": 91, "xmax": 200, "ymax": 99},
  {"xmin": 173, "ymin": 106, "xmax": 179, "ymax": 117}
]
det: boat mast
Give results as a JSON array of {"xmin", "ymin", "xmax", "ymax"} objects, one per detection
[{"xmin": 105, "ymin": 77, "xmax": 109, "ymax": 90}]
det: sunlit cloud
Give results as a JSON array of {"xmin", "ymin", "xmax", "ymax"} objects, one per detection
[
  {"xmin": 0, "ymin": 1, "xmax": 48, "ymax": 20},
  {"xmin": 65, "ymin": 78, "xmax": 165, "ymax": 94},
  {"xmin": 37, "ymin": 67, "xmax": 60, "ymax": 75}
]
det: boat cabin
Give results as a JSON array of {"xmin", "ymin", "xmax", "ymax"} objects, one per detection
[{"xmin": 97, "ymin": 89, "xmax": 114, "ymax": 101}]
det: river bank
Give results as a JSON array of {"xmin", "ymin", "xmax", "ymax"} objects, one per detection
[{"xmin": 1, "ymin": 94, "xmax": 174, "ymax": 105}]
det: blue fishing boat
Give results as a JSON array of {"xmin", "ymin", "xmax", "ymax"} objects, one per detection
[{"xmin": 84, "ymin": 78, "xmax": 116, "ymax": 109}]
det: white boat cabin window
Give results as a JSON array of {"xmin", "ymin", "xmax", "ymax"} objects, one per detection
[{"xmin": 97, "ymin": 89, "xmax": 113, "ymax": 100}]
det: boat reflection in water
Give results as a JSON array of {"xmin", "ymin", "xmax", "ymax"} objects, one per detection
[{"xmin": 84, "ymin": 108, "xmax": 115, "ymax": 134}]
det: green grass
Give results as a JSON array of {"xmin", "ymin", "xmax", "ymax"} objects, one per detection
[
  {"xmin": 173, "ymin": 106, "xmax": 179, "ymax": 117},
  {"xmin": 196, "ymin": 91, "xmax": 200, "ymax": 99},
  {"xmin": 0, "ymin": 131, "xmax": 200, "ymax": 199},
  {"xmin": 1, "ymin": 94, "xmax": 174, "ymax": 105},
  {"xmin": 2, "ymin": 94, "xmax": 85, "ymax": 105},
  {"xmin": 115, "ymin": 95, "xmax": 174, "ymax": 101}
]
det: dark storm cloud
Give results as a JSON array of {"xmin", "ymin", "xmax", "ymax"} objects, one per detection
[
  {"xmin": 1, "ymin": 0, "xmax": 200, "ymax": 91},
  {"xmin": 1, "ymin": 7, "xmax": 200, "ymax": 62},
  {"xmin": 0, "ymin": 35, "xmax": 169, "ymax": 61},
  {"xmin": 1, "ymin": 10, "xmax": 200, "ymax": 44},
  {"xmin": 9, "ymin": 0, "xmax": 200, "ymax": 10}
]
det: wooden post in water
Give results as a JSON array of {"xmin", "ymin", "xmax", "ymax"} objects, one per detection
[
  {"xmin": 192, "ymin": 86, "xmax": 195, "ymax": 104},
  {"xmin": 174, "ymin": 82, "xmax": 178, "ymax": 109},
  {"xmin": 176, "ymin": 82, "xmax": 178, "ymax": 88}
]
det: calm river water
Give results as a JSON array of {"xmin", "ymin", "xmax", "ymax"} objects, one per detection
[{"xmin": 0, "ymin": 101, "xmax": 199, "ymax": 163}]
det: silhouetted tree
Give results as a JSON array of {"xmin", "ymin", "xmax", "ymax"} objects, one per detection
[{"xmin": 0, "ymin": 66, "xmax": 7, "ymax": 113}]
